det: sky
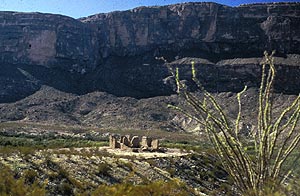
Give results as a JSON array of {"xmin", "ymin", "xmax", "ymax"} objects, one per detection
[{"xmin": 0, "ymin": 0, "xmax": 299, "ymax": 18}]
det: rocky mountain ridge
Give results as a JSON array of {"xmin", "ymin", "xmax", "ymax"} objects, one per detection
[
  {"xmin": 0, "ymin": 2, "xmax": 299, "ymax": 130},
  {"xmin": 0, "ymin": 2, "xmax": 299, "ymax": 103},
  {"xmin": 81, "ymin": 2, "xmax": 300, "ymax": 59}
]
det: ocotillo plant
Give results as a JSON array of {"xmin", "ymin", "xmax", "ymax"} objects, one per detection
[{"xmin": 168, "ymin": 52, "xmax": 300, "ymax": 195}]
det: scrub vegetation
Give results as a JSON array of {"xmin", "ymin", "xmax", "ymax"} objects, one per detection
[{"xmin": 169, "ymin": 51, "xmax": 300, "ymax": 195}]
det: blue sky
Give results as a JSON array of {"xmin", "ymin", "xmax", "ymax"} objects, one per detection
[{"xmin": 0, "ymin": 0, "xmax": 299, "ymax": 18}]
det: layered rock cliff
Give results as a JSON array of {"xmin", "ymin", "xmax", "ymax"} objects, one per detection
[
  {"xmin": 81, "ymin": 2, "xmax": 300, "ymax": 59},
  {"xmin": 79, "ymin": 2, "xmax": 300, "ymax": 98},
  {"xmin": 0, "ymin": 12, "xmax": 99, "ymax": 71},
  {"xmin": 0, "ymin": 2, "xmax": 299, "ymax": 103}
]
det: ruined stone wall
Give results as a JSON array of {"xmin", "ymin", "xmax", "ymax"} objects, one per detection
[{"xmin": 109, "ymin": 135, "xmax": 160, "ymax": 152}]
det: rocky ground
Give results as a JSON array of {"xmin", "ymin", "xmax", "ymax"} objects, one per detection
[
  {"xmin": 0, "ymin": 144, "xmax": 229, "ymax": 196},
  {"xmin": 0, "ymin": 82, "xmax": 298, "ymax": 133}
]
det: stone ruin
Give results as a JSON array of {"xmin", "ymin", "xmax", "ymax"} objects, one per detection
[{"xmin": 109, "ymin": 135, "xmax": 160, "ymax": 152}]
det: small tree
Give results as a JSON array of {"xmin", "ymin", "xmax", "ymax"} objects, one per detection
[{"xmin": 168, "ymin": 52, "xmax": 300, "ymax": 195}]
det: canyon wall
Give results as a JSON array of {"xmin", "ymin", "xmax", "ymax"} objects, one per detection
[
  {"xmin": 0, "ymin": 2, "xmax": 299, "ymax": 102},
  {"xmin": 81, "ymin": 2, "xmax": 300, "ymax": 59},
  {"xmin": 0, "ymin": 12, "xmax": 99, "ymax": 71}
]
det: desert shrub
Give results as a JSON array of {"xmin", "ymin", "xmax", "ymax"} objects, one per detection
[
  {"xmin": 0, "ymin": 164, "xmax": 46, "ymax": 196},
  {"xmin": 91, "ymin": 179, "xmax": 195, "ymax": 196},
  {"xmin": 59, "ymin": 182, "xmax": 73, "ymax": 196},
  {"xmin": 97, "ymin": 162, "xmax": 111, "ymax": 176},
  {"xmin": 118, "ymin": 161, "xmax": 134, "ymax": 172},
  {"xmin": 168, "ymin": 52, "xmax": 300, "ymax": 195},
  {"xmin": 0, "ymin": 135, "xmax": 108, "ymax": 153},
  {"xmin": 160, "ymin": 141, "xmax": 207, "ymax": 152},
  {"xmin": 23, "ymin": 169, "xmax": 38, "ymax": 184},
  {"xmin": 166, "ymin": 167, "xmax": 176, "ymax": 177}
]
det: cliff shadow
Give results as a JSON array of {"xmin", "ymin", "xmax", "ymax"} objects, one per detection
[{"xmin": 0, "ymin": 63, "xmax": 84, "ymax": 103}]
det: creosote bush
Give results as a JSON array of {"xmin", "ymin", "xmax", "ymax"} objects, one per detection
[
  {"xmin": 0, "ymin": 164, "xmax": 46, "ymax": 196},
  {"xmin": 168, "ymin": 52, "xmax": 300, "ymax": 195},
  {"xmin": 90, "ymin": 179, "xmax": 194, "ymax": 196}
]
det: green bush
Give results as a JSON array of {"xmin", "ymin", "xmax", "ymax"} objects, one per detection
[
  {"xmin": 90, "ymin": 179, "xmax": 195, "ymax": 196},
  {"xmin": 97, "ymin": 162, "xmax": 111, "ymax": 176},
  {"xmin": 59, "ymin": 182, "xmax": 73, "ymax": 196},
  {"xmin": 0, "ymin": 164, "xmax": 46, "ymax": 196}
]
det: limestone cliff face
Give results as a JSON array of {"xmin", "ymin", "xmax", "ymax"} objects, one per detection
[
  {"xmin": 80, "ymin": 2, "xmax": 300, "ymax": 98},
  {"xmin": 81, "ymin": 2, "xmax": 300, "ymax": 59},
  {"xmin": 0, "ymin": 12, "xmax": 100, "ymax": 102},
  {"xmin": 0, "ymin": 2, "xmax": 299, "ymax": 103},
  {"xmin": 0, "ymin": 12, "xmax": 99, "ymax": 72}
]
